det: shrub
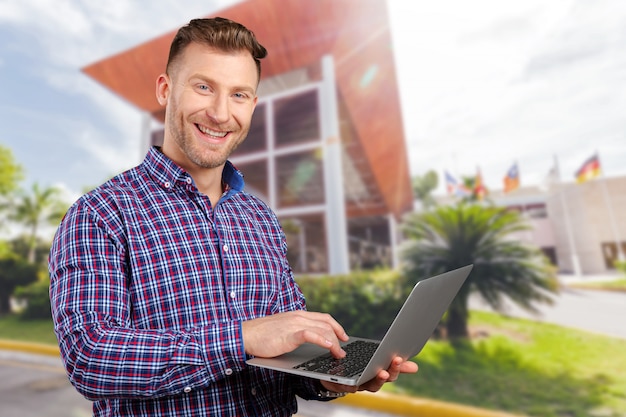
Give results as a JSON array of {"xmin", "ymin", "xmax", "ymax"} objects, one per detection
[
  {"xmin": 0, "ymin": 254, "xmax": 38, "ymax": 315},
  {"xmin": 297, "ymin": 270, "xmax": 407, "ymax": 340},
  {"xmin": 14, "ymin": 277, "xmax": 51, "ymax": 319}
]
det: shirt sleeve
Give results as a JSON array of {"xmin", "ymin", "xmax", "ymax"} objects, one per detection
[{"xmin": 49, "ymin": 202, "xmax": 246, "ymax": 401}]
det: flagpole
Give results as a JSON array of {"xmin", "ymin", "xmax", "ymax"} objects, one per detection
[
  {"xmin": 553, "ymin": 155, "xmax": 582, "ymax": 276},
  {"xmin": 596, "ymin": 152, "xmax": 625, "ymax": 262}
]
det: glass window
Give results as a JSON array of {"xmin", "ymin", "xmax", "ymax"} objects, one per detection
[
  {"xmin": 282, "ymin": 214, "xmax": 327, "ymax": 273},
  {"xmin": 235, "ymin": 103, "xmax": 267, "ymax": 155},
  {"xmin": 276, "ymin": 149, "xmax": 325, "ymax": 208},
  {"xmin": 237, "ymin": 159, "xmax": 269, "ymax": 203},
  {"xmin": 274, "ymin": 90, "xmax": 320, "ymax": 147}
]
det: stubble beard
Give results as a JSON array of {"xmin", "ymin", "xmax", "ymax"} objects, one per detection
[{"xmin": 167, "ymin": 110, "xmax": 249, "ymax": 170}]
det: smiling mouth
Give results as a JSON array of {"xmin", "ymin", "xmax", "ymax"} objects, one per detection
[{"xmin": 197, "ymin": 124, "xmax": 228, "ymax": 138}]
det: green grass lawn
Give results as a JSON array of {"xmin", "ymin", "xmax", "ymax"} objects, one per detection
[
  {"xmin": 568, "ymin": 279, "xmax": 626, "ymax": 292},
  {"xmin": 0, "ymin": 314, "xmax": 57, "ymax": 345},
  {"xmin": 389, "ymin": 310, "xmax": 626, "ymax": 417},
  {"xmin": 1, "ymin": 311, "xmax": 625, "ymax": 417}
]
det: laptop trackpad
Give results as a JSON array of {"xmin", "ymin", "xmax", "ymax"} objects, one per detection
[{"xmin": 247, "ymin": 342, "xmax": 330, "ymax": 369}]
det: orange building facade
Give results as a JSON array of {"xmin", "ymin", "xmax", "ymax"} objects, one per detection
[{"xmin": 82, "ymin": 0, "xmax": 413, "ymax": 274}]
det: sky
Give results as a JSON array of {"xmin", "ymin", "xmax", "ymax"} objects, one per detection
[{"xmin": 1, "ymin": 0, "xmax": 625, "ymax": 203}]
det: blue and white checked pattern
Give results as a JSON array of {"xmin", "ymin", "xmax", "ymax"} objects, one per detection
[{"xmin": 49, "ymin": 147, "xmax": 321, "ymax": 416}]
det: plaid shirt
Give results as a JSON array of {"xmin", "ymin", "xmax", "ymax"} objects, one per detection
[{"xmin": 49, "ymin": 147, "xmax": 324, "ymax": 416}]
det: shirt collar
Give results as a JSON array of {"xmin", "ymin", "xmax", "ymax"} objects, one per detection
[
  {"xmin": 143, "ymin": 147, "xmax": 245, "ymax": 194},
  {"xmin": 222, "ymin": 160, "xmax": 245, "ymax": 193}
]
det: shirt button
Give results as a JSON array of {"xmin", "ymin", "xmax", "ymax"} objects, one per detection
[
  {"xmin": 225, "ymin": 368, "xmax": 233, "ymax": 376},
  {"xmin": 251, "ymin": 388, "xmax": 257, "ymax": 396},
  {"xmin": 230, "ymin": 291, "xmax": 236, "ymax": 299},
  {"xmin": 223, "ymin": 244, "xmax": 229, "ymax": 252},
  {"xmin": 183, "ymin": 386, "xmax": 192, "ymax": 393},
  {"xmin": 164, "ymin": 181, "xmax": 171, "ymax": 188},
  {"xmin": 186, "ymin": 177, "xmax": 192, "ymax": 184}
]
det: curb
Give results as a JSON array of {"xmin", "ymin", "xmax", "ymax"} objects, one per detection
[
  {"xmin": 0, "ymin": 340, "xmax": 525, "ymax": 417},
  {"xmin": 0, "ymin": 339, "xmax": 60, "ymax": 357},
  {"xmin": 337, "ymin": 391, "xmax": 525, "ymax": 417}
]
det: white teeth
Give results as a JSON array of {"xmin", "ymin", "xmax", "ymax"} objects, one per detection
[{"xmin": 198, "ymin": 125, "xmax": 227, "ymax": 138}]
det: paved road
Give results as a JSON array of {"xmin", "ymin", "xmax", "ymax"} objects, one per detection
[
  {"xmin": 0, "ymin": 353, "xmax": 91, "ymax": 417},
  {"xmin": 469, "ymin": 283, "xmax": 626, "ymax": 339}
]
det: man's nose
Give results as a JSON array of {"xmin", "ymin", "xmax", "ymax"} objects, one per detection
[{"xmin": 206, "ymin": 94, "xmax": 229, "ymax": 124}]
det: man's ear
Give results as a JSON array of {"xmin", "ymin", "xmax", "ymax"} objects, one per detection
[{"xmin": 156, "ymin": 73, "xmax": 170, "ymax": 106}]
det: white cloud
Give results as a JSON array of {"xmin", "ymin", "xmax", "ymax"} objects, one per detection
[
  {"xmin": 388, "ymin": 0, "xmax": 626, "ymax": 193},
  {"xmin": 0, "ymin": 0, "xmax": 244, "ymax": 67},
  {"xmin": 72, "ymin": 118, "xmax": 141, "ymax": 176}
]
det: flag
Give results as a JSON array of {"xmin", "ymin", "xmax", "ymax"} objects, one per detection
[
  {"xmin": 543, "ymin": 164, "xmax": 559, "ymax": 190},
  {"xmin": 444, "ymin": 171, "xmax": 471, "ymax": 197},
  {"xmin": 503, "ymin": 163, "xmax": 520, "ymax": 193},
  {"xmin": 575, "ymin": 153, "xmax": 601, "ymax": 183},
  {"xmin": 474, "ymin": 168, "xmax": 487, "ymax": 200}
]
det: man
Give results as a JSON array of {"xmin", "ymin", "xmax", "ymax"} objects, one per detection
[{"xmin": 49, "ymin": 17, "xmax": 417, "ymax": 416}]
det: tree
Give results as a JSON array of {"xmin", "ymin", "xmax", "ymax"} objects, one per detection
[
  {"xmin": 0, "ymin": 144, "xmax": 24, "ymax": 233},
  {"xmin": 10, "ymin": 234, "xmax": 54, "ymax": 267},
  {"xmin": 412, "ymin": 170, "xmax": 439, "ymax": 210},
  {"xmin": 458, "ymin": 174, "xmax": 489, "ymax": 203},
  {"xmin": 401, "ymin": 202, "xmax": 557, "ymax": 339},
  {"xmin": 0, "ymin": 144, "xmax": 23, "ymax": 197},
  {"xmin": 10, "ymin": 183, "xmax": 67, "ymax": 263}
]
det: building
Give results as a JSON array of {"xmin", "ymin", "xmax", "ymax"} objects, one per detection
[
  {"xmin": 490, "ymin": 186, "xmax": 558, "ymax": 266},
  {"xmin": 81, "ymin": 0, "xmax": 413, "ymax": 275},
  {"xmin": 440, "ymin": 176, "xmax": 626, "ymax": 275},
  {"xmin": 546, "ymin": 176, "xmax": 626, "ymax": 274}
]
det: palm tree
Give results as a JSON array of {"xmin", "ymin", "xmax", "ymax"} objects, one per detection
[
  {"xmin": 10, "ymin": 183, "xmax": 67, "ymax": 264},
  {"xmin": 401, "ymin": 202, "xmax": 557, "ymax": 339}
]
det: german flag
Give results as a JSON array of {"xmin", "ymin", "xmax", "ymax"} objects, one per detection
[{"xmin": 575, "ymin": 154, "xmax": 601, "ymax": 183}]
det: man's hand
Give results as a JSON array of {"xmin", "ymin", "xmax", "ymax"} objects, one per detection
[
  {"xmin": 241, "ymin": 310, "xmax": 349, "ymax": 359},
  {"xmin": 320, "ymin": 356, "xmax": 419, "ymax": 394}
]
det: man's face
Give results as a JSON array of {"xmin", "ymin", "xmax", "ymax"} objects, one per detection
[{"xmin": 157, "ymin": 42, "xmax": 258, "ymax": 172}]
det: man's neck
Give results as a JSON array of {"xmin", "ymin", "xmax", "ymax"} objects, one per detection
[
  {"xmin": 159, "ymin": 143, "xmax": 226, "ymax": 207},
  {"xmin": 188, "ymin": 166, "xmax": 225, "ymax": 208}
]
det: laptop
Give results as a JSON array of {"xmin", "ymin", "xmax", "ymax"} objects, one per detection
[{"xmin": 246, "ymin": 264, "xmax": 473, "ymax": 386}]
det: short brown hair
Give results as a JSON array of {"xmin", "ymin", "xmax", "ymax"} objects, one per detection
[{"xmin": 166, "ymin": 17, "xmax": 267, "ymax": 82}]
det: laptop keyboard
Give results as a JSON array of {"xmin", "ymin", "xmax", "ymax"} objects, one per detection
[{"xmin": 293, "ymin": 340, "xmax": 380, "ymax": 377}]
